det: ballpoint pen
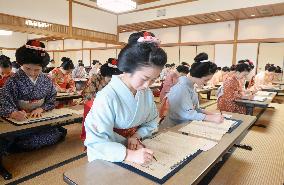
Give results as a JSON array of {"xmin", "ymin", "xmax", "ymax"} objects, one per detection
[{"xmin": 136, "ymin": 138, "xmax": 157, "ymax": 161}]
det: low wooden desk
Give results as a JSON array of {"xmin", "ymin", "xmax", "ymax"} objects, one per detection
[
  {"xmin": 261, "ymin": 86, "xmax": 284, "ymax": 95},
  {"xmin": 197, "ymin": 87, "xmax": 215, "ymax": 100},
  {"xmin": 0, "ymin": 105, "xmax": 83, "ymax": 180},
  {"xmin": 63, "ymin": 113, "xmax": 256, "ymax": 185},
  {"xmin": 272, "ymin": 81, "xmax": 284, "ymax": 85},
  {"xmin": 235, "ymin": 92, "xmax": 276, "ymax": 116},
  {"xmin": 56, "ymin": 93, "xmax": 83, "ymax": 101}
]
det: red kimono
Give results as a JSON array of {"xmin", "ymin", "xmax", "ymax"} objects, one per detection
[{"xmin": 0, "ymin": 72, "xmax": 13, "ymax": 88}]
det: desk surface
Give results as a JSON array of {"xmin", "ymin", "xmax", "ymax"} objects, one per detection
[
  {"xmin": 63, "ymin": 113, "xmax": 256, "ymax": 185},
  {"xmin": 56, "ymin": 93, "xmax": 83, "ymax": 101},
  {"xmin": 235, "ymin": 92, "xmax": 276, "ymax": 107},
  {"xmin": 261, "ymin": 86, "xmax": 284, "ymax": 93},
  {"xmin": 196, "ymin": 87, "xmax": 214, "ymax": 93},
  {"xmin": 0, "ymin": 105, "xmax": 83, "ymax": 136}
]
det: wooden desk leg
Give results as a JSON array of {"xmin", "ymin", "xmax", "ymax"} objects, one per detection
[
  {"xmin": 246, "ymin": 106, "xmax": 254, "ymax": 116},
  {"xmin": 0, "ymin": 157, "xmax": 12, "ymax": 180},
  {"xmin": 207, "ymin": 92, "xmax": 211, "ymax": 100}
]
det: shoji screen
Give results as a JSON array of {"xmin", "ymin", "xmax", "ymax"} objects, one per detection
[
  {"xmin": 196, "ymin": 45, "xmax": 214, "ymax": 61},
  {"xmin": 214, "ymin": 44, "xmax": 233, "ymax": 67},
  {"xmin": 258, "ymin": 43, "xmax": 284, "ymax": 72},
  {"xmin": 161, "ymin": 46, "xmax": 180, "ymax": 65},
  {"xmin": 91, "ymin": 49, "xmax": 117, "ymax": 64},
  {"xmin": 180, "ymin": 46, "xmax": 197, "ymax": 65}
]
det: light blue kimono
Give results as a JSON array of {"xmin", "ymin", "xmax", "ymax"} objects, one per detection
[
  {"xmin": 167, "ymin": 76, "xmax": 205, "ymax": 124},
  {"xmin": 84, "ymin": 75, "xmax": 158, "ymax": 162}
]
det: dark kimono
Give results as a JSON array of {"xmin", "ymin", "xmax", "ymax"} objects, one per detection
[{"xmin": 0, "ymin": 68, "xmax": 56, "ymax": 116}]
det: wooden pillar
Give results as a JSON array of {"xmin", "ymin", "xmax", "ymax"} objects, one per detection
[
  {"xmin": 178, "ymin": 26, "xmax": 182, "ymax": 64},
  {"xmin": 69, "ymin": 0, "xmax": 73, "ymax": 37},
  {"xmin": 232, "ymin": 19, "xmax": 239, "ymax": 65}
]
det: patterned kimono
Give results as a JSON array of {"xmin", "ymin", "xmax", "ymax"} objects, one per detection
[
  {"xmin": 250, "ymin": 71, "xmax": 273, "ymax": 91},
  {"xmin": 0, "ymin": 69, "xmax": 56, "ymax": 116},
  {"xmin": 49, "ymin": 68, "xmax": 76, "ymax": 93},
  {"xmin": 160, "ymin": 71, "xmax": 178, "ymax": 101},
  {"xmin": 209, "ymin": 70, "xmax": 222, "ymax": 86},
  {"xmin": 81, "ymin": 73, "xmax": 107, "ymax": 101},
  {"xmin": 217, "ymin": 74, "xmax": 246, "ymax": 114},
  {"xmin": 84, "ymin": 75, "xmax": 158, "ymax": 162},
  {"xmin": 167, "ymin": 76, "xmax": 206, "ymax": 124},
  {"xmin": 72, "ymin": 66, "xmax": 86, "ymax": 79},
  {"xmin": 0, "ymin": 72, "xmax": 14, "ymax": 88}
]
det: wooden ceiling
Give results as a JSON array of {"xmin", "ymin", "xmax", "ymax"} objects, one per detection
[
  {"xmin": 118, "ymin": 3, "xmax": 284, "ymax": 33},
  {"xmin": 90, "ymin": 0, "xmax": 159, "ymax": 5}
]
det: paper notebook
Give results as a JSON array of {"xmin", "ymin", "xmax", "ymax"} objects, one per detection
[
  {"xmin": 115, "ymin": 131, "xmax": 217, "ymax": 184},
  {"xmin": 178, "ymin": 119, "xmax": 242, "ymax": 141},
  {"xmin": 252, "ymin": 96, "xmax": 267, "ymax": 102},
  {"xmin": 255, "ymin": 91, "xmax": 271, "ymax": 96},
  {"xmin": 5, "ymin": 108, "xmax": 76, "ymax": 126}
]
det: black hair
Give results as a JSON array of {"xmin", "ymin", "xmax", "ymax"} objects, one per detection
[
  {"xmin": 0, "ymin": 55, "xmax": 12, "ymax": 68},
  {"xmin": 189, "ymin": 60, "xmax": 217, "ymax": 78},
  {"xmin": 100, "ymin": 63, "xmax": 122, "ymax": 77},
  {"xmin": 181, "ymin": 62, "xmax": 189, "ymax": 66},
  {"xmin": 194, "ymin": 52, "xmax": 208, "ymax": 63},
  {"xmin": 265, "ymin": 63, "xmax": 276, "ymax": 72},
  {"xmin": 165, "ymin": 64, "xmax": 171, "ymax": 68},
  {"xmin": 128, "ymin": 31, "xmax": 155, "ymax": 45},
  {"xmin": 235, "ymin": 60, "xmax": 253, "ymax": 72},
  {"xmin": 170, "ymin": 63, "xmax": 175, "ymax": 67},
  {"xmin": 217, "ymin": 67, "xmax": 222, "ymax": 71},
  {"xmin": 78, "ymin": 60, "xmax": 83, "ymax": 64},
  {"xmin": 78, "ymin": 63, "xmax": 84, "ymax": 67},
  {"xmin": 275, "ymin": 66, "xmax": 282, "ymax": 73},
  {"xmin": 11, "ymin": 61, "xmax": 21, "ymax": 69},
  {"xmin": 15, "ymin": 40, "xmax": 50, "ymax": 68},
  {"xmin": 176, "ymin": 65, "xmax": 189, "ymax": 74},
  {"xmin": 50, "ymin": 59, "xmax": 55, "ymax": 62},
  {"xmin": 92, "ymin": 60, "xmax": 99, "ymax": 65},
  {"xmin": 230, "ymin": 64, "xmax": 236, "ymax": 71},
  {"xmin": 60, "ymin": 57, "xmax": 74, "ymax": 70},
  {"xmin": 221, "ymin": 66, "xmax": 230, "ymax": 72},
  {"xmin": 118, "ymin": 42, "xmax": 167, "ymax": 73}
]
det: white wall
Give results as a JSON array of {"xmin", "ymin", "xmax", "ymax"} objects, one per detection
[
  {"xmin": 214, "ymin": 44, "xmax": 233, "ymax": 67},
  {"xmin": 91, "ymin": 49, "xmax": 117, "ymax": 64},
  {"xmin": 118, "ymin": 0, "xmax": 283, "ymax": 25},
  {"xmin": 161, "ymin": 46, "xmax": 180, "ymax": 65},
  {"xmin": 83, "ymin": 50, "xmax": 91, "ymax": 66},
  {"xmin": 0, "ymin": 32, "xmax": 27, "ymax": 48},
  {"xmin": 0, "ymin": 49, "xmax": 16, "ymax": 61},
  {"xmin": 47, "ymin": 40, "xmax": 63, "ymax": 50},
  {"xmin": 64, "ymin": 39, "xmax": 82, "ymax": 50},
  {"xmin": 238, "ymin": 16, "xmax": 284, "ymax": 40},
  {"xmin": 180, "ymin": 46, "xmax": 197, "ymax": 64},
  {"xmin": 83, "ymin": 41, "xmax": 106, "ymax": 48},
  {"xmin": 197, "ymin": 45, "xmax": 215, "ymax": 61},
  {"xmin": 0, "ymin": 0, "xmax": 68, "ymax": 25},
  {"xmin": 73, "ymin": 3, "xmax": 117, "ymax": 34},
  {"xmin": 182, "ymin": 21, "xmax": 234, "ymax": 42}
]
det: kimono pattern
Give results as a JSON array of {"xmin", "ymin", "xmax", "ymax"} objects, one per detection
[
  {"xmin": 0, "ymin": 69, "xmax": 56, "ymax": 116},
  {"xmin": 0, "ymin": 72, "xmax": 14, "ymax": 88},
  {"xmin": 160, "ymin": 71, "xmax": 179, "ymax": 101},
  {"xmin": 84, "ymin": 75, "xmax": 158, "ymax": 162},
  {"xmin": 167, "ymin": 76, "xmax": 206, "ymax": 124},
  {"xmin": 49, "ymin": 68, "xmax": 76, "ymax": 93},
  {"xmin": 81, "ymin": 73, "xmax": 108, "ymax": 101},
  {"xmin": 217, "ymin": 74, "xmax": 246, "ymax": 114},
  {"xmin": 250, "ymin": 71, "xmax": 273, "ymax": 91},
  {"xmin": 72, "ymin": 66, "xmax": 86, "ymax": 79}
]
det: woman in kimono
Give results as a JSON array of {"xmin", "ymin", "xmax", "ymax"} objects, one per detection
[
  {"xmin": 88, "ymin": 60, "xmax": 100, "ymax": 77},
  {"xmin": 0, "ymin": 40, "xmax": 56, "ymax": 119},
  {"xmin": 217, "ymin": 60, "xmax": 254, "ymax": 114},
  {"xmin": 72, "ymin": 61, "xmax": 86, "ymax": 79},
  {"xmin": 49, "ymin": 57, "xmax": 76, "ymax": 93},
  {"xmin": 160, "ymin": 65, "xmax": 189, "ymax": 101},
  {"xmin": 209, "ymin": 66, "xmax": 230, "ymax": 86},
  {"xmin": 0, "ymin": 55, "xmax": 13, "ymax": 88},
  {"xmin": 273, "ymin": 66, "xmax": 282, "ymax": 82},
  {"xmin": 84, "ymin": 31, "xmax": 167, "ymax": 164},
  {"xmin": 250, "ymin": 64, "xmax": 276, "ymax": 91},
  {"xmin": 166, "ymin": 55, "xmax": 223, "ymax": 124}
]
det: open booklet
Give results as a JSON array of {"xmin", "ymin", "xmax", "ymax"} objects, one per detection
[
  {"xmin": 5, "ymin": 108, "xmax": 80, "ymax": 126},
  {"xmin": 178, "ymin": 119, "xmax": 241, "ymax": 141},
  {"xmin": 116, "ymin": 131, "xmax": 217, "ymax": 184},
  {"xmin": 255, "ymin": 91, "xmax": 271, "ymax": 96}
]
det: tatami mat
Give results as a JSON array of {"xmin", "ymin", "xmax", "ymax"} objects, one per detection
[
  {"xmin": 209, "ymin": 103, "xmax": 284, "ymax": 185},
  {"xmin": 1, "ymin": 123, "xmax": 85, "ymax": 185}
]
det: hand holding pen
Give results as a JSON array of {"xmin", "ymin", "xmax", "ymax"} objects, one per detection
[{"xmin": 136, "ymin": 138, "xmax": 157, "ymax": 161}]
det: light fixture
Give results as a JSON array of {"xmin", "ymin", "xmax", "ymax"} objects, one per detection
[
  {"xmin": 216, "ymin": 18, "xmax": 221, "ymax": 21},
  {"xmin": 122, "ymin": 29, "xmax": 126, "ymax": 32},
  {"xmin": 188, "ymin": 21, "xmax": 191, "ymax": 24},
  {"xmin": 25, "ymin": 20, "xmax": 52, "ymax": 28},
  {"xmin": 97, "ymin": 0, "xmax": 137, "ymax": 13},
  {"xmin": 251, "ymin": 14, "xmax": 255, "ymax": 17},
  {"xmin": 163, "ymin": 24, "xmax": 167, "ymax": 27},
  {"xmin": 0, "ymin": 30, "xmax": 12, "ymax": 36}
]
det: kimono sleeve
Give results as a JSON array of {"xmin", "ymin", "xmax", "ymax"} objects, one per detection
[
  {"xmin": 137, "ymin": 95, "xmax": 158, "ymax": 139},
  {"xmin": 41, "ymin": 80, "xmax": 57, "ymax": 111},
  {"xmin": 84, "ymin": 94, "xmax": 127, "ymax": 162},
  {"xmin": 0, "ymin": 79, "xmax": 19, "ymax": 116}
]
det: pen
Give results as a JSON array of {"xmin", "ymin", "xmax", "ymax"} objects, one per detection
[
  {"xmin": 219, "ymin": 110, "xmax": 222, "ymax": 115},
  {"xmin": 136, "ymin": 138, "xmax": 157, "ymax": 161}
]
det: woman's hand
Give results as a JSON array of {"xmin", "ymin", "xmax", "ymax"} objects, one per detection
[
  {"xmin": 204, "ymin": 114, "xmax": 224, "ymax": 123},
  {"xmin": 29, "ymin": 108, "xmax": 44, "ymax": 118},
  {"xmin": 127, "ymin": 133, "xmax": 144, "ymax": 150},
  {"xmin": 125, "ymin": 148, "xmax": 154, "ymax": 164},
  {"xmin": 10, "ymin": 111, "xmax": 28, "ymax": 121}
]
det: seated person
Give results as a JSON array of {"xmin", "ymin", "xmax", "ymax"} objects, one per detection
[
  {"xmin": 49, "ymin": 57, "xmax": 76, "ymax": 93},
  {"xmin": 218, "ymin": 60, "xmax": 254, "ymax": 114},
  {"xmin": 250, "ymin": 63, "xmax": 276, "ymax": 91},
  {"xmin": 167, "ymin": 55, "xmax": 223, "ymax": 124},
  {"xmin": 0, "ymin": 55, "xmax": 13, "ymax": 88},
  {"xmin": 72, "ymin": 60, "xmax": 86, "ymax": 79}
]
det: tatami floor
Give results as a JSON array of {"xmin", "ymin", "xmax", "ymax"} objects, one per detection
[{"xmin": 1, "ymin": 95, "xmax": 284, "ymax": 185}]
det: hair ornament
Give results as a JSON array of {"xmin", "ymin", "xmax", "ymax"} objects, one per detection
[{"xmin": 137, "ymin": 31, "xmax": 161, "ymax": 44}]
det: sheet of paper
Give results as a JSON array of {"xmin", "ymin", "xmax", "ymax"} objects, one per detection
[
  {"xmin": 123, "ymin": 131, "xmax": 216, "ymax": 180},
  {"xmin": 252, "ymin": 96, "xmax": 266, "ymax": 102},
  {"xmin": 255, "ymin": 91, "xmax": 271, "ymax": 96}
]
